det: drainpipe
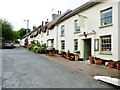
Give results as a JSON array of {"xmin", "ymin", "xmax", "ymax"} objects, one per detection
[{"xmin": 56, "ymin": 25, "xmax": 58, "ymax": 50}]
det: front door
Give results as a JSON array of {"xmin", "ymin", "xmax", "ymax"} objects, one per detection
[{"xmin": 84, "ymin": 38, "xmax": 91, "ymax": 60}]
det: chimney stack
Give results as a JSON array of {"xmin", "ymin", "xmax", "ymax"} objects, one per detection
[
  {"xmin": 58, "ymin": 11, "xmax": 60, "ymax": 15},
  {"xmin": 42, "ymin": 21, "xmax": 44, "ymax": 26},
  {"xmin": 60, "ymin": 11, "xmax": 61, "ymax": 15}
]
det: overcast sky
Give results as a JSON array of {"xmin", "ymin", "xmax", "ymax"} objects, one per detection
[{"xmin": 0, "ymin": 0, "xmax": 90, "ymax": 30}]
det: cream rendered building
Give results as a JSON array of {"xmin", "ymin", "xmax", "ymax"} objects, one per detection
[
  {"xmin": 48, "ymin": 0, "xmax": 120, "ymax": 61},
  {"xmin": 21, "ymin": 0, "xmax": 120, "ymax": 61}
]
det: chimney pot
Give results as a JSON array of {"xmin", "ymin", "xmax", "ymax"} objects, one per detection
[
  {"xmin": 60, "ymin": 11, "xmax": 61, "ymax": 15},
  {"xmin": 58, "ymin": 11, "xmax": 59, "ymax": 14}
]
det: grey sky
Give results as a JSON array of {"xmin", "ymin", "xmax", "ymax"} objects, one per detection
[{"xmin": 0, "ymin": 0, "xmax": 90, "ymax": 30}]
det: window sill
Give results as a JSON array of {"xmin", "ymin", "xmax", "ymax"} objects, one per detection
[
  {"xmin": 99, "ymin": 52, "xmax": 112, "ymax": 55},
  {"xmin": 99, "ymin": 24, "xmax": 113, "ymax": 28},
  {"xmin": 74, "ymin": 31, "xmax": 81, "ymax": 34},
  {"xmin": 60, "ymin": 35, "xmax": 65, "ymax": 37}
]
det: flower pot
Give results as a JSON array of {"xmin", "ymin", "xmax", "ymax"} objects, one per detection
[
  {"xmin": 95, "ymin": 60, "xmax": 102, "ymax": 65},
  {"xmin": 116, "ymin": 64, "xmax": 120, "ymax": 70},
  {"xmin": 66, "ymin": 51, "xmax": 70, "ymax": 59},
  {"xmin": 74, "ymin": 54, "xmax": 79, "ymax": 61},
  {"xmin": 108, "ymin": 61, "xmax": 116, "ymax": 68},
  {"xmin": 89, "ymin": 56, "xmax": 94, "ymax": 64}
]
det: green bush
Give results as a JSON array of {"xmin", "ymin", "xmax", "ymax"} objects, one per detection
[
  {"xmin": 74, "ymin": 50, "xmax": 80, "ymax": 54},
  {"xmin": 36, "ymin": 47, "xmax": 45, "ymax": 54},
  {"xmin": 108, "ymin": 59, "xmax": 113, "ymax": 62},
  {"xmin": 117, "ymin": 60, "xmax": 120, "ymax": 64},
  {"xmin": 94, "ymin": 57, "xmax": 100, "ymax": 60}
]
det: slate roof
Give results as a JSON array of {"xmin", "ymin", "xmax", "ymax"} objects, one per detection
[
  {"xmin": 22, "ymin": 0, "xmax": 101, "ymax": 39},
  {"xmin": 47, "ymin": 0, "xmax": 100, "ymax": 29}
]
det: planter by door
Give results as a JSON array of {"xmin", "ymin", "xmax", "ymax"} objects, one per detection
[
  {"xmin": 74, "ymin": 54, "xmax": 79, "ymax": 61},
  {"xmin": 89, "ymin": 56, "xmax": 94, "ymax": 64}
]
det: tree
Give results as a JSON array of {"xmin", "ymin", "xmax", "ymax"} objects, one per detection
[
  {"xmin": 0, "ymin": 19, "xmax": 14, "ymax": 41},
  {"xmin": 12, "ymin": 30, "xmax": 20, "ymax": 41},
  {"xmin": 18, "ymin": 28, "xmax": 27, "ymax": 39}
]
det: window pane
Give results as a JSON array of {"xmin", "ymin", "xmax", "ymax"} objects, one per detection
[
  {"xmin": 101, "ymin": 36, "xmax": 111, "ymax": 52},
  {"xmin": 101, "ymin": 8, "xmax": 112, "ymax": 26}
]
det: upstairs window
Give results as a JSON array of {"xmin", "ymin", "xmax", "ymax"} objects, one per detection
[
  {"xmin": 101, "ymin": 8, "xmax": 112, "ymax": 26},
  {"xmin": 61, "ymin": 25, "xmax": 65, "ymax": 37},
  {"xmin": 46, "ymin": 30, "xmax": 49, "ymax": 36},
  {"xmin": 74, "ymin": 20, "xmax": 80, "ymax": 32}
]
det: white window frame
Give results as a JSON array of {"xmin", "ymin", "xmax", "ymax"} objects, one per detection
[
  {"xmin": 74, "ymin": 19, "xmax": 80, "ymax": 32},
  {"xmin": 100, "ymin": 35, "xmax": 112, "ymax": 53},
  {"xmin": 74, "ymin": 39, "xmax": 78, "ymax": 51},
  {"xmin": 61, "ymin": 40, "xmax": 65, "ymax": 51},
  {"xmin": 61, "ymin": 25, "xmax": 65, "ymax": 37},
  {"xmin": 101, "ymin": 7, "xmax": 112, "ymax": 26}
]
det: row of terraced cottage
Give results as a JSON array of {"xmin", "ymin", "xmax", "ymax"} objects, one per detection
[{"xmin": 20, "ymin": 0, "xmax": 120, "ymax": 61}]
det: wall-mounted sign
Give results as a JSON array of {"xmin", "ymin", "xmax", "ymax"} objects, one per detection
[{"xmin": 94, "ymin": 39, "xmax": 99, "ymax": 51}]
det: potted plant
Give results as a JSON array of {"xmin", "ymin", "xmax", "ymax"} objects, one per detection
[
  {"xmin": 74, "ymin": 50, "xmax": 80, "ymax": 61},
  {"xmin": 116, "ymin": 60, "xmax": 120, "ymax": 70},
  {"xmin": 66, "ymin": 50, "xmax": 70, "ymax": 59},
  {"xmin": 107, "ymin": 60, "xmax": 116, "ymax": 68},
  {"xmin": 94, "ymin": 57, "xmax": 102, "ymax": 65},
  {"xmin": 89, "ymin": 56, "xmax": 94, "ymax": 64}
]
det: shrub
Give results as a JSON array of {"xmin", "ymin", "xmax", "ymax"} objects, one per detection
[
  {"xmin": 108, "ymin": 59, "xmax": 113, "ymax": 62},
  {"xmin": 117, "ymin": 60, "xmax": 120, "ymax": 64},
  {"xmin": 94, "ymin": 57, "xmax": 100, "ymax": 60},
  {"xmin": 36, "ymin": 47, "xmax": 45, "ymax": 54},
  {"xmin": 74, "ymin": 50, "xmax": 80, "ymax": 55}
]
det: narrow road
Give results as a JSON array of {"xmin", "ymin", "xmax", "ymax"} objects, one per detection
[{"xmin": 2, "ymin": 47, "xmax": 115, "ymax": 88}]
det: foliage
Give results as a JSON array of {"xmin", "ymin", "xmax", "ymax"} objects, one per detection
[
  {"xmin": 0, "ymin": 19, "xmax": 20, "ymax": 41},
  {"xmin": 0, "ymin": 19, "xmax": 14, "ymax": 41},
  {"xmin": 31, "ymin": 42, "xmax": 41, "ymax": 52},
  {"xmin": 36, "ymin": 47, "xmax": 45, "ymax": 54},
  {"xmin": 94, "ymin": 57, "xmax": 101, "ymax": 60},
  {"xmin": 117, "ymin": 60, "xmax": 120, "ymax": 64},
  {"xmin": 108, "ymin": 59, "xmax": 113, "ymax": 62},
  {"xmin": 74, "ymin": 50, "xmax": 80, "ymax": 54},
  {"xmin": 12, "ymin": 30, "xmax": 20, "ymax": 41},
  {"xmin": 18, "ymin": 28, "xmax": 31, "ymax": 39}
]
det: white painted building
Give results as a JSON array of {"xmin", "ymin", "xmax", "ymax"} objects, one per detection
[
  {"xmin": 21, "ymin": 0, "xmax": 120, "ymax": 61},
  {"xmin": 47, "ymin": 0, "xmax": 120, "ymax": 61}
]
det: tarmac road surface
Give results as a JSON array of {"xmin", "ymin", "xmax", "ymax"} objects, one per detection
[{"xmin": 1, "ymin": 48, "xmax": 115, "ymax": 88}]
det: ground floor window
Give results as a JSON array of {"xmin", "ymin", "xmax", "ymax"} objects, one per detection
[
  {"xmin": 100, "ymin": 35, "xmax": 111, "ymax": 53},
  {"xmin": 61, "ymin": 40, "xmax": 65, "ymax": 51},
  {"xmin": 74, "ymin": 39, "xmax": 78, "ymax": 51},
  {"xmin": 51, "ymin": 39, "xmax": 54, "ymax": 47}
]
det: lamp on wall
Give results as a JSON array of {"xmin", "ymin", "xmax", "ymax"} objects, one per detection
[{"xmin": 83, "ymin": 32, "xmax": 87, "ymax": 38}]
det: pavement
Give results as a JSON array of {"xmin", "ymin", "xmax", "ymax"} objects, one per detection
[{"xmin": 41, "ymin": 54, "xmax": 120, "ymax": 79}]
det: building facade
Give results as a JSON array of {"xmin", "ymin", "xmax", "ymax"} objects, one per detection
[{"xmin": 21, "ymin": 0, "xmax": 120, "ymax": 61}]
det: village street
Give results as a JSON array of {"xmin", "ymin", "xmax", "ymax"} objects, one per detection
[{"xmin": 1, "ymin": 47, "xmax": 115, "ymax": 88}]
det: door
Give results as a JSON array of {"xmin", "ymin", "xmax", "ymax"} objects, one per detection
[{"xmin": 84, "ymin": 38, "xmax": 91, "ymax": 60}]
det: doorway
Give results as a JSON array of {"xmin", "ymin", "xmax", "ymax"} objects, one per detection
[{"xmin": 84, "ymin": 38, "xmax": 91, "ymax": 60}]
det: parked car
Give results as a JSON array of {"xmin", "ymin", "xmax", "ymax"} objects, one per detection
[{"xmin": 2, "ymin": 41, "xmax": 14, "ymax": 49}]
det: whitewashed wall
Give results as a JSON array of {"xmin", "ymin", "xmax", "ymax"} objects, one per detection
[
  {"xmin": 118, "ymin": 1, "xmax": 120, "ymax": 60},
  {"xmin": 57, "ymin": 0, "xmax": 119, "ymax": 61}
]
